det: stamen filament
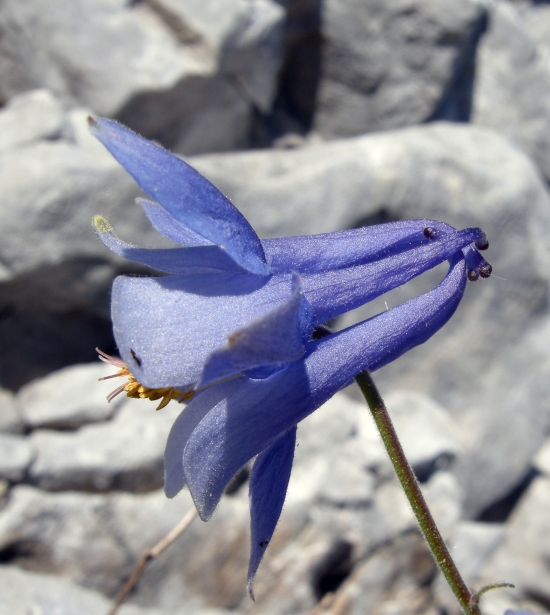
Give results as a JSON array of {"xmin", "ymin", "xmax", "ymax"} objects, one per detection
[{"xmin": 97, "ymin": 348, "xmax": 193, "ymax": 410}]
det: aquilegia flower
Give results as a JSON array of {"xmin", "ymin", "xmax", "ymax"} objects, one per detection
[{"xmin": 90, "ymin": 117, "xmax": 491, "ymax": 596}]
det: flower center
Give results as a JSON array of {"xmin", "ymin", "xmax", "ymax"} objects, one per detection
[{"xmin": 96, "ymin": 348, "xmax": 194, "ymax": 410}]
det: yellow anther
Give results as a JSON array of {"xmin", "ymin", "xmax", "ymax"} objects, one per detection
[
  {"xmin": 93, "ymin": 215, "xmax": 114, "ymax": 234},
  {"xmin": 97, "ymin": 348, "xmax": 192, "ymax": 410},
  {"xmin": 156, "ymin": 395, "xmax": 173, "ymax": 411}
]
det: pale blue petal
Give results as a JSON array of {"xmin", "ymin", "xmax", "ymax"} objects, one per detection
[
  {"xmin": 93, "ymin": 215, "xmax": 246, "ymax": 274},
  {"xmin": 134, "ymin": 203, "xmax": 477, "ymax": 274},
  {"xmin": 112, "ymin": 272, "xmax": 297, "ymax": 389},
  {"xmin": 264, "ymin": 219, "xmax": 464, "ymax": 274},
  {"xmin": 199, "ymin": 273, "xmax": 313, "ymax": 387},
  {"xmin": 110, "ymin": 227, "xmax": 480, "ymax": 389},
  {"xmin": 184, "ymin": 255, "xmax": 467, "ymax": 519},
  {"xmin": 164, "ymin": 379, "xmax": 246, "ymax": 498},
  {"xmin": 138, "ymin": 199, "xmax": 213, "ymax": 247},
  {"xmin": 89, "ymin": 117, "xmax": 270, "ymax": 276},
  {"xmin": 302, "ymin": 227, "xmax": 480, "ymax": 323},
  {"xmin": 247, "ymin": 426, "xmax": 297, "ymax": 599}
]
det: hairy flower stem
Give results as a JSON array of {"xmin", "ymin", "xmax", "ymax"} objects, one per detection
[{"xmin": 355, "ymin": 369, "xmax": 477, "ymax": 615}]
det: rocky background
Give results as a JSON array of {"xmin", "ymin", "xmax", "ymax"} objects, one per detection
[{"xmin": 1, "ymin": 0, "xmax": 550, "ymax": 613}]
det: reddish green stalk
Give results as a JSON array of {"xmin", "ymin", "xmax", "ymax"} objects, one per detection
[{"xmin": 355, "ymin": 369, "xmax": 477, "ymax": 615}]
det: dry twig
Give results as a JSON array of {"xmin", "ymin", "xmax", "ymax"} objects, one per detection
[
  {"xmin": 107, "ymin": 507, "xmax": 198, "ymax": 615},
  {"xmin": 307, "ymin": 592, "xmax": 335, "ymax": 615}
]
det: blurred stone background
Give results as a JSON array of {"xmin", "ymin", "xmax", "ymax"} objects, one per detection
[{"xmin": 1, "ymin": 0, "xmax": 550, "ymax": 613}]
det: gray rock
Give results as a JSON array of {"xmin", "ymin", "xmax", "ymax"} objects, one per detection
[
  {"xmin": 0, "ymin": 565, "xmax": 116, "ymax": 615},
  {"xmin": 247, "ymin": 498, "xmax": 399, "ymax": 613},
  {"xmin": 450, "ymin": 313, "xmax": 550, "ymax": 518},
  {"xmin": 480, "ymin": 477, "xmax": 550, "ymax": 611},
  {"xmin": 0, "ymin": 564, "xmax": 235, "ymax": 615},
  {"xmin": 473, "ymin": 1, "xmax": 550, "ymax": 182},
  {"xmin": 0, "ymin": 434, "xmax": 34, "ymax": 482},
  {"xmin": 249, "ymin": 392, "xmax": 464, "ymax": 614},
  {"xmin": 0, "ymin": 105, "xmax": 157, "ymax": 386},
  {"xmin": 0, "ymin": 0, "xmax": 197, "ymax": 114},
  {"xmin": 27, "ymin": 395, "xmax": 182, "ymax": 492},
  {"xmin": 299, "ymin": 471, "xmax": 461, "ymax": 615},
  {"xmin": 385, "ymin": 469, "xmax": 463, "ymax": 538},
  {"xmin": 423, "ymin": 471, "xmax": 464, "ymax": 539},
  {"xmin": 0, "ymin": 391, "xmax": 454, "ymax": 613},
  {"xmin": 155, "ymin": 0, "xmax": 285, "ymax": 112},
  {"xmin": 312, "ymin": 0, "xmax": 485, "ymax": 138},
  {"xmin": 17, "ymin": 363, "xmax": 121, "ymax": 430},
  {"xmin": 0, "ymin": 108, "xmax": 161, "ymax": 279},
  {"xmin": 0, "ymin": 389, "xmax": 23, "ymax": 434},
  {"xmin": 434, "ymin": 520, "xmax": 506, "ymax": 615},
  {"xmin": 385, "ymin": 390, "xmax": 462, "ymax": 476},
  {"xmin": 0, "ymin": 487, "xmax": 129, "ymax": 596},
  {"xmin": 0, "ymin": 0, "xmax": 284, "ymax": 155},
  {"xmin": 191, "ymin": 121, "xmax": 550, "ymax": 517},
  {"xmin": 522, "ymin": 2, "xmax": 550, "ymax": 51},
  {"xmin": 0, "ymin": 485, "xmax": 250, "ymax": 609},
  {"xmin": 0, "ymin": 90, "xmax": 64, "ymax": 152},
  {"xmin": 447, "ymin": 521, "xmax": 505, "ymax": 581},
  {"xmin": 289, "ymin": 392, "xmax": 388, "ymax": 508},
  {"xmin": 325, "ymin": 532, "xmax": 438, "ymax": 615},
  {"xmin": 0, "ymin": 257, "xmax": 131, "ymax": 390},
  {"xmin": 533, "ymin": 438, "xmax": 550, "ymax": 477}
]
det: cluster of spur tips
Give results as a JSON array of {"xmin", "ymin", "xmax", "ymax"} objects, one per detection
[{"xmin": 90, "ymin": 117, "xmax": 492, "ymax": 596}]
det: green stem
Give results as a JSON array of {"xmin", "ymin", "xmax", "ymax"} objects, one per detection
[{"xmin": 355, "ymin": 369, "xmax": 477, "ymax": 615}]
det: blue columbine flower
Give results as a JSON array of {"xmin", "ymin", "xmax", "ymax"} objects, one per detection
[
  {"xmin": 90, "ymin": 118, "xmax": 491, "ymax": 596},
  {"xmin": 164, "ymin": 252, "xmax": 474, "ymax": 596},
  {"xmin": 90, "ymin": 118, "xmax": 489, "ymax": 392}
]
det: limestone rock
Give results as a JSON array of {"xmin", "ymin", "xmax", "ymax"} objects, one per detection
[
  {"xmin": 17, "ymin": 363, "xmax": 121, "ymax": 430},
  {"xmin": 434, "ymin": 521, "xmax": 506, "ymax": 614},
  {"xmin": 473, "ymin": 1, "xmax": 550, "ymax": 182},
  {"xmin": 533, "ymin": 438, "xmax": 550, "ymax": 477},
  {"xmin": 326, "ymin": 532, "xmax": 437, "ymax": 615},
  {"xmin": 0, "ymin": 485, "xmax": 249, "ymax": 609},
  {"xmin": 0, "ymin": 564, "xmax": 236, "ymax": 615},
  {"xmin": 313, "ymin": 0, "xmax": 486, "ymax": 138},
  {"xmin": 0, "ymin": 434, "xmax": 34, "ymax": 482},
  {"xmin": 480, "ymin": 477, "xmax": 550, "ymax": 613},
  {"xmin": 0, "ymin": 389, "xmax": 23, "ymax": 434},
  {"xmin": 0, "ymin": 90, "xmax": 64, "ymax": 153},
  {"xmin": 385, "ymin": 390, "xmax": 462, "ymax": 480},
  {"xmin": 27, "ymin": 396, "xmax": 181, "ymax": 492},
  {"xmin": 289, "ymin": 392, "xmax": 388, "ymax": 508},
  {"xmin": 0, "ymin": 0, "xmax": 285, "ymax": 155},
  {"xmin": 0, "ymin": 106, "xmax": 159, "ymax": 279}
]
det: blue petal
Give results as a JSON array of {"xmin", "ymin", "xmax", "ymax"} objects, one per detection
[
  {"xmin": 183, "ymin": 254, "xmax": 467, "ymax": 518},
  {"xmin": 112, "ymin": 272, "xmax": 299, "ymax": 389},
  {"xmin": 135, "ymin": 201, "xmax": 463, "ymax": 272},
  {"xmin": 199, "ymin": 273, "xmax": 313, "ymax": 388},
  {"xmin": 93, "ymin": 215, "xmax": 247, "ymax": 274},
  {"xmin": 132, "ymin": 203, "xmax": 481, "ymax": 277},
  {"xmin": 111, "ymin": 226, "xmax": 479, "ymax": 389},
  {"xmin": 302, "ymin": 227, "xmax": 480, "ymax": 323},
  {"xmin": 164, "ymin": 379, "xmax": 246, "ymax": 498},
  {"xmin": 264, "ymin": 220, "xmax": 463, "ymax": 274},
  {"xmin": 89, "ymin": 118, "xmax": 270, "ymax": 276},
  {"xmin": 138, "ymin": 199, "xmax": 213, "ymax": 247},
  {"xmin": 247, "ymin": 426, "xmax": 297, "ymax": 600}
]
